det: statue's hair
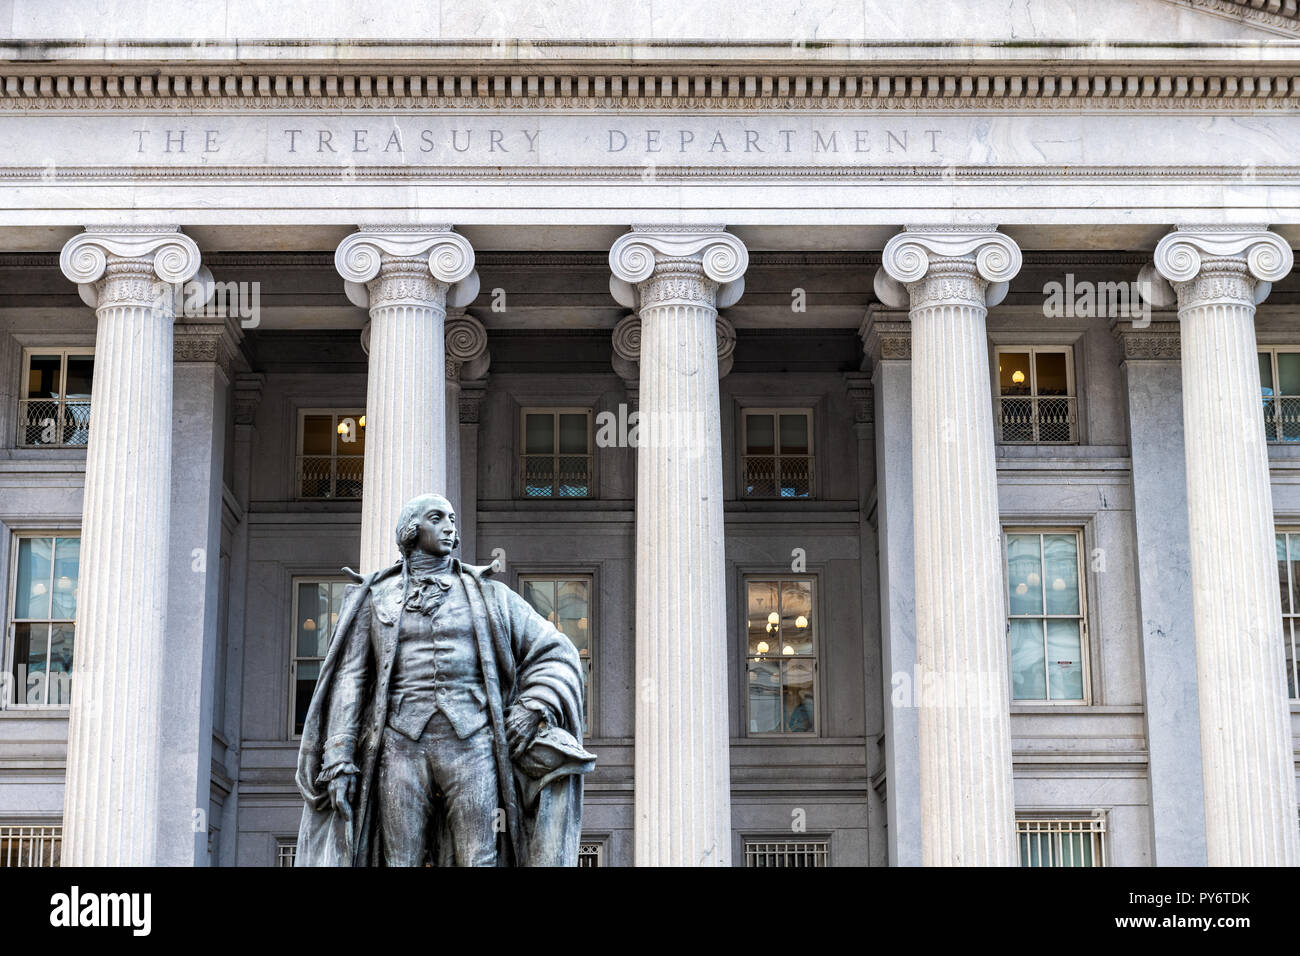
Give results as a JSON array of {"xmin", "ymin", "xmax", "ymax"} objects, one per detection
[{"xmin": 395, "ymin": 493, "xmax": 459, "ymax": 560}]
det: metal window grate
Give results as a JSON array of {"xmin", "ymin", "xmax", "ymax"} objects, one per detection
[
  {"xmin": 577, "ymin": 842, "xmax": 604, "ymax": 867},
  {"xmin": 0, "ymin": 825, "xmax": 62, "ymax": 867},
  {"xmin": 277, "ymin": 841, "xmax": 297, "ymax": 868},
  {"xmin": 1017, "ymin": 817, "xmax": 1106, "ymax": 867},
  {"xmin": 999, "ymin": 395, "xmax": 1078, "ymax": 444},
  {"xmin": 296, "ymin": 454, "xmax": 364, "ymax": 499},
  {"xmin": 17, "ymin": 398, "xmax": 92, "ymax": 447},
  {"xmin": 743, "ymin": 839, "xmax": 830, "ymax": 867},
  {"xmin": 742, "ymin": 454, "xmax": 814, "ymax": 498},
  {"xmin": 1263, "ymin": 395, "xmax": 1300, "ymax": 443},
  {"xmin": 521, "ymin": 453, "xmax": 593, "ymax": 498}
]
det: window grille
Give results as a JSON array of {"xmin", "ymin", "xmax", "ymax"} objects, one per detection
[
  {"xmin": 1017, "ymin": 817, "xmax": 1106, "ymax": 867},
  {"xmin": 743, "ymin": 839, "xmax": 830, "ymax": 867},
  {"xmin": 0, "ymin": 825, "xmax": 62, "ymax": 867}
]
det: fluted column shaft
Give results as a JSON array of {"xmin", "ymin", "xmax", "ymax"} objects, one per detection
[
  {"xmin": 611, "ymin": 227, "xmax": 747, "ymax": 866},
  {"xmin": 1155, "ymin": 227, "xmax": 1300, "ymax": 866},
  {"xmin": 58, "ymin": 228, "xmax": 202, "ymax": 866},
  {"xmin": 336, "ymin": 228, "xmax": 475, "ymax": 573},
  {"xmin": 882, "ymin": 229, "xmax": 1021, "ymax": 866}
]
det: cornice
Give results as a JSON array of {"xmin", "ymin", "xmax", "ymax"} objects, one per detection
[{"xmin": 1163, "ymin": 0, "xmax": 1300, "ymax": 37}]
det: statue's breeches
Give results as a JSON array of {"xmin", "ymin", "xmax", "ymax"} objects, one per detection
[{"xmin": 377, "ymin": 714, "xmax": 500, "ymax": 866}]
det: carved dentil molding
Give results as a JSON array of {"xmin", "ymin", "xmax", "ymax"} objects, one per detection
[
  {"xmin": 335, "ymin": 226, "xmax": 478, "ymax": 310},
  {"xmin": 1153, "ymin": 226, "xmax": 1293, "ymax": 310},
  {"xmin": 60, "ymin": 227, "xmax": 203, "ymax": 311},
  {"xmin": 877, "ymin": 227, "xmax": 1022, "ymax": 310}
]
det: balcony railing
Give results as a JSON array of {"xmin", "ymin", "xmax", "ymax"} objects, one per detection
[
  {"xmin": 1263, "ymin": 394, "xmax": 1300, "ymax": 443},
  {"xmin": 296, "ymin": 455, "xmax": 364, "ymax": 499},
  {"xmin": 999, "ymin": 395, "xmax": 1078, "ymax": 444},
  {"xmin": 17, "ymin": 398, "xmax": 91, "ymax": 447},
  {"xmin": 0, "ymin": 825, "xmax": 62, "ymax": 866},
  {"xmin": 1017, "ymin": 818, "xmax": 1106, "ymax": 867},
  {"xmin": 742, "ymin": 454, "xmax": 814, "ymax": 498},
  {"xmin": 522, "ymin": 454, "xmax": 592, "ymax": 498},
  {"xmin": 743, "ymin": 839, "xmax": 830, "ymax": 867}
]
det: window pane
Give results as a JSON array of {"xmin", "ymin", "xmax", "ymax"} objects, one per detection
[
  {"xmin": 301, "ymin": 415, "xmax": 333, "ymax": 455},
  {"xmin": 554, "ymin": 580, "xmax": 589, "ymax": 652},
  {"xmin": 747, "ymin": 659, "xmax": 782, "ymax": 733},
  {"xmin": 747, "ymin": 581, "xmax": 779, "ymax": 655},
  {"xmin": 780, "ymin": 580, "xmax": 814, "ymax": 656},
  {"xmin": 1035, "ymin": 352, "xmax": 1069, "ymax": 396},
  {"xmin": 778, "ymin": 414, "xmax": 809, "ymax": 454},
  {"xmin": 1046, "ymin": 620, "xmax": 1084, "ymax": 700},
  {"xmin": 1005, "ymin": 535, "xmax": 1043, "ymax": 616},
  {"xmin": 51, "ymin": 536, "xmax": 80, "ymax": 621},
  {"xmin": 1259, "ymin": 353, "xmax": 1275, "ymax": 394},
  {"xmin": 15, "ymin": 537, "xmax": 53, "ymax": 620},
  {"xmin": 65, "ymin": 356, "xmax": 94, "ymax": 396},
  {"xmin": 294, "ymin": 661, "xmax": 320, "ymax": 735},
  {"xmin": 522, "ymin": 580, "xmax": 556, "ymax": 623},
  {"xmin": 999, "ymin": 352, "xmax": 1031, "ymax": 395},
  {"xmin": 1286, "ymin": 622, "xmax": 1298, "ymax": 700},
  {"xmin": 1042, "ymin": 534, "xmax": 1080, "ymax": 616},
  {"xmin": 334, "ymin": 415, "xmax": 362, "ymax": 453},
  {"xmin": 783, "ymin": 660, "xmax": 815, "ymax": 732},
  {"xmin": 13, "ymin": 623, "xmax": 49, "ymax": 705},
  {"xmin": 746, "ymin": 414, "xmax": 775, "ymax": 455},
  {"xmin": 26, "ymin": 355, "xmax": 61, "ymax": 398},
  {"xmin": 1280, "ymin": 534, "xmax": 1292, "ymax": 615},
  {"xmin": 1289, "ymin": 536, "xmax": 1300, "ymax": 622},
  {"xmin": 558, "ymin": 414, "xmax": 588, "ymax": 454},
  {"xmin": 524, "ymin": 414, "xmax": 555, "ymax": 455},
  {"xmin": 46, "ymin": 623, "xmax": 74, "ymax": 706},
  {"xmin": 296, "ymin": 583, "xmax": 330, "ymax": 658},
  {"xmin": 1009, "ymin": 619, "xmax": 1046, "ymax": 700},
  {"xmin": 1279, "ymin": 353, "xmax": 1300, "ymax": 396}
]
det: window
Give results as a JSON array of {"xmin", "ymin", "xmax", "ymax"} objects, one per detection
[
  {"xmin": 1017, "ymin": 817, "xmax": 1107, "ymax": 867},
  {"xmin": 276, "ymin": 840, "xmax": 297, "ymax": 868},
  {"xmin": 290, "ymin": 579, "xmax": 351, "ymax": 735},
  {"xmin": 0, "ymin": 824, "xmax": 62, "ymax": 867},
  {"xmin": 745, "ymin": 577, "xmax": 817, "ymax": 734},
  {"xmin": 1274, "ymin": 532, "xmax": 1300, "ymax": 700},
  {"xmin": 1259, "ymin": 349, "xmax": 1300, "ymax": 443},
  {"xmin": 577, "ymin": 841, "xmax": 605, "ymax": 867},
  {"xmin": 296, "ymin": 410, "xmax": 365, "ymax": 500},
  {"xmin": 741, "ymin": 409, "xmax": 813, "ymax": 498},
  {"xmin": 18, "ymin": 349, "xmax": 94, "ymax": 447},
  {"xmin": 520, "ymin": 408, "xmax": 592, "ymax": 498},
  {"xmin": 520, "ymin": 575, "xmax": 592, "ymax": 733},
  {"xmin": 996, "ymin": 347, "xmax": 1076, "ymax": 444},
  {"xmin": 743, "ymin": 838, "xmax": 830, "ymax": 867},
  {"xmin": 1004, "ymin": 530, "xmax": 1087, "ymax": 702},
  {"xmin": 7, "ymin": 535, "xmax": 79, "ymax": 707}
]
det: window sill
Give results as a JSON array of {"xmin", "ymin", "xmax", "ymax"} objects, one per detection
[
  {"xmin": 1011, "ymin": 704, "xmax": 1142, "ymax": 715},
  {"xmin": 0, "ymin": 708, "xmax": 70, "ymax": 718}
]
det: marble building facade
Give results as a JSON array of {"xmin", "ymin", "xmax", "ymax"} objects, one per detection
[{"xmin": 0, "ymin": 1, "xmax": 1299, "ymax": 867}]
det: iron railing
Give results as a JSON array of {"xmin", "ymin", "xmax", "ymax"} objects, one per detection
[
  {"xmin": 521, "ymin": 454, "xmax": 592, "ymax": 498},
  {"xmin": 1263, "ymin": 394, "xmax": 1300, "ymax": 443},
  {"xmin": 1017, "ymin": 818, "xmax": 1106, "ymax": 867},
  {"xmin": 17, "ymin": 398, "xmax": 91, "ymax": 447},
  {"xmin": 999, "ymin": 395, "xmax": 1078, "ymax": 444},
  {"xmin": 296, "ymin": 455, "xmax": 364, "ymax": 499},
  {"xmin": 0, "ymin": 825, "xmax": 61, "ymax": 866},
  {"xmin": 743, "ymin": 839, "xmax": 830, "ymax": 867},
  {"xmin": 741, "ymin": 454, "xmax": 814, "ymax": 498}
]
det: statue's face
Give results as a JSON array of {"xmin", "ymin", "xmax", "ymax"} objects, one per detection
[{"xmin": 415, "ymin": 496, "xmax": 457, "ymax": 556}]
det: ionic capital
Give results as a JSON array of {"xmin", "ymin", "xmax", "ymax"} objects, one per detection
[
  {"xmin": 609, "ymin": 225, "xmax": 748, "ymax": 311},
  {"xmin": 1153, "ymin": 226, "xmax": 1293, "ymax": 310},
  {"xmin": 60, "ymin": 226, "xmax": 203, "ymax": 311},
  {"xmin": 877, "ymin": 226, "xmax": 1022, "ymax": 310},
  {"xmin": 445, "ymin": 310, "xmax": 490, "ymax": 381},
  {"xmin": 610, "ymin": 312, "xmax": 737, "ymax": 379},
  {"xmin": 335, "ymin": 225, "xmax": 479, "ymax": 311}
]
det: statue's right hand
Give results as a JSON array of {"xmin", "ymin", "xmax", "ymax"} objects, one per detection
[{"xmin": 328, "ymin": 773, "xmax": 356, "ymax": 819}]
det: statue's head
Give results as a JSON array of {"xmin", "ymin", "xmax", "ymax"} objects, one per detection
[{"xmin": 395, "ymin": 493, "xmax": 459, "ymax": 560}]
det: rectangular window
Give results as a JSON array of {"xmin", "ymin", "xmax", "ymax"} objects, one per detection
[
  {"xmin": 741, "ymin": 408, "xmax": 814, "ymax": 498},
  {"xmin": 745, "ymin": 576, "xmax": 817, "ymax": 734},
  {"xmin": 290, "ymin": 579, "xmax": 351, "ymax": 735},
  {"xmin": 743, "ymin": 838, "xmax": 830, "ymax": 867},
  {"xmin": 519, "ymin": 575, "xmax": 592, "ymax": 734},
  {"xmin": 1259, "ymin": 349, "xmax": 1300, "ymax": 443},
  {"xmin": 8, "ymin": 534, "xmax": 79, "ymax": 707},
  {"xmin": 520, "ymin": 408, "xmax": 592, "ymax": 498},
  {"xmin": 0, "ymin": 824, "xmax": 62, "ymax": 867},
  {"xmin": 996, "ymin": 347, "xmax": 1077, "ymax": 444},
  {"xmin": 1017, "ymin": 817, "xmax": 1107, "ymax": 867},
  {"xmin": 1004, "ymin": 529, "xmax": 1088, "ymax": 703},
  {"xmin": 296, "ymin": 410, "xmax": 365, "ymax": 500},
  {"xmin": 18, "ymin": 349, "xmax": 94, "ymax": 447},
  {"xmin": 1274, "ymin": 532, "xmax": 1300, "ymax": 700},
  {"xmin": 577, "ymin": 841, "xmax": 605, "ymax": 867},
  {"xmin": 276, "ymin": 840, "xmax": 297, "ymax": 868}
]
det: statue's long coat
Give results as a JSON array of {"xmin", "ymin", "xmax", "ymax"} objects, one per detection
[{"xmin": 294, "ymin": 559, "xmax": 589, "ymax": 866}]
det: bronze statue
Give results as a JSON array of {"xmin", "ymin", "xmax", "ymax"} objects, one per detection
[{"xmin": 294, "ymin": 492, "xmax": 594, "ymax": 866}]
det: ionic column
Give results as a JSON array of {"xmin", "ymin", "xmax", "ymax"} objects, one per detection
[
  {"xmin": 336, "ymin": 227, "xmax": 477, "ymax": 573},
  {"xmin": 878, "ymin": 227, "xmax": 1021, "ymax": 866},
  {"xmin": 1152, "ymin": 226, "xmax": 1300, "ymax": 866},
  {"xmin": 610, "ymin": 226, "xmax": 748, "ymax": 866},
  {"xmin": 58, "ymin": 226, "xmax": 203, "ymax": 866}
]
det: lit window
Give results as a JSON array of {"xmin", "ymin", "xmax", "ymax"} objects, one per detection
[
  {"xmin": 1004, "ymin": 530, "xmax": 1088, "ymax": 702},
  {"xmin": 296, "ymin": 410, "xmax": 365, "ymax": 500},
  {"xmin": 743, "ymin": 838, "xmax": 830, "ymax": 866},
  {"xmin": 1017, "ymin": 816, "xmax": 1107, "ymax": 867},
  {"xmin": 741, "ymin": 409, "xmax": 813, "ymax": 498},
  {"xmin": 996, "ymin": 347, "xmax": 1077, "ymax": 444},
  {"xmin": 1259, "ymin": 349, "xmax": 1300, "ymax": 443},
  {"xmin": 520, "ymin": 575, "xmax": 592, "ymax": 734},
  {"xmin": 18, "ymin": 350, "xmax": 94, "ymax": 447},
  {"xmin": 1274, "ymin": 532, "xmax": 1300, "ymax": 700},
  {"xmin": 745, "ymin": 577, "xmax": 817, "ymax": 734},
  {"xmin": 7, "ymin": 535, "xmax": 79, "ymax": 707},
  {"xmin": 520, "ymin": 409, "xmax": 592, "ymax": 498},
  {"xmin": 290, "ymin": 579, "xmax": 351, "ymax": 735}
]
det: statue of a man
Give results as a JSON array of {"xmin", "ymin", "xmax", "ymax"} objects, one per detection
[{"xmin": 294, "ymin": 492, "xmax": 595, "ymax": 866}]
